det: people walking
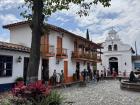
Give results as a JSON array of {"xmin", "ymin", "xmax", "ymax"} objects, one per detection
[
  {"xmin": 42, "ymin": 68, "xmax": 49, "ymax": 86},
  {"xmin": 53, "ymin": 70, "xmax": 57, "ymax": 86},
  {"xmin": 76, "ymin": 68, "xmax": 80, "ymax": 81},
  {"xmin": 87, "ymin": 68, "xmax": 91, "ymax": 82},
  {"xmin": 82, "ymin": 69, "xmax": 87, "ymax": 82},
  {"xmin": 93, "ymin": 70, "xmax": 97, "ymax": 82},
  {"xmin": 96, "ymin": 70, "xmax": 100, "ymax": 82},
  {"xmin": 100, "ymin": 70, "xmax": 104, "ymax": 80},
  {"xmin": 60, "ymin": 70, "xmax": 66, "ymax": 88},
  {"xmin": 112, "ymin": 69, "xmax": 117, "ymax": 79}
]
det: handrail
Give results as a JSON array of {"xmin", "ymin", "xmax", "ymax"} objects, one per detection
[
  {"xmin": 41, "ymin": 44, "xmax": 55, "ymax": 56},
  {"xmin": 71, "ymin": 51, "xmax": 97, "ymax": 60},
  {"xmin": 56, "ymin": 48, "xmax": 68, "ymax": 56}
]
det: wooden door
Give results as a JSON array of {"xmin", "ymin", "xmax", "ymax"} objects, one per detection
[
  {"xmin": 23, "ymin": 57, "xmax": 29, "ymax": 84},
  {"xmin": 64, "ymin": 61, "xmax": 68, "ymax": 82},
  {"xmin": 57, "ymin": 36, "xmax": 62, "ymax": 54},
  {"xmin": 41, "ymin": 35, "xmax": 49, "ymax": 54},
  {"xmin": 42, "ymin": 59, "xmax": 49, "ymax": 81}
]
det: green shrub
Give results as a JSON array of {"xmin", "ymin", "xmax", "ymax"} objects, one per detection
[
  {"xmin": 32, "ymin": 90, "xmax": 64, "ymax": 105},
  {"xmin": 46, "ymin": 90, "xmax": 64, "ymax": 105},
  {"xmin": 0, "ymin": 99, "xmax": 11, "ymax": 105},
  {"xmin": 10, "ymin": 97, "xmax": 32, "ymax": 105},
  {"xmin": 15, "ymin": 77, "xmax": 24, "ymax": 82},
  {"xmin": 0, "ymin": 97, "xmax": 32, "ymax": 105}
]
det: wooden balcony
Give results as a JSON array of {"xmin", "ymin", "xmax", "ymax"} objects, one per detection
[
  {"xmin": 41, "ymin": 44, "xmax": 55, "ymax": 58},
  {"xmin": 71, "ymin": 51, "xmax": 99, "ymax": 62},
  {"xmin": 56, "ymin": 48, "xmax": 68, "ymax": 59}
]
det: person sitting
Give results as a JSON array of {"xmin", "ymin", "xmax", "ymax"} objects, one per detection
[{"xmin": 129, "ymin": 71, "xmax": 136, "ymax": 82}]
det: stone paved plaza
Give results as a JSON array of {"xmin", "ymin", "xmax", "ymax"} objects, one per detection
[{"xmin": 61, "ymin": 80, "xmax": 140, "ymax": 105}]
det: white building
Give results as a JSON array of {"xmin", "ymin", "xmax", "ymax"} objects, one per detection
[
  {"xmin": 97, "ymin": 29, "xmax": 135, "ymax": 76},
  {"xmin": 0, "ymin": 21, "xmax": 101, "ymax": 91}
]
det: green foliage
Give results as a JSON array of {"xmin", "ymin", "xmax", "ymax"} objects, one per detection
[
  {"xmin": 15, "ymin": 77, "xmax": 24, "ymax": 82},
  {"xmin": 21, "ymin": 0, "xmax": 111, "ymax": 19},
  {"xmin": 32, "ymin": 90, "xmax": 64, "ymax": 105},
  {"xmin": 0, "ymin": 97, "xmax": 32, "ymax": 105},
  {"xmin": 0, "ymin": 99, "xmax": 11, "ymax": 105},
  {"xmin": 10, "ymin": 97, "xmax": 32, "ymax": 105},
  {"xmin": 46, "ymin": 90, "xmax": 64, "ymax": 105}
]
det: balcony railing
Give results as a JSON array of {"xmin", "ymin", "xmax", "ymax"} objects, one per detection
[
  {"xmin": 41, "ymin": 44, "xmax": 55, "ymax": 57},
  {"xmin": 71, "ymin": 51, "xmax": 98, "ymax": 61},
  {"xmin": 56, "ymin": 48, "xmax": 68, "ymax": 58}
]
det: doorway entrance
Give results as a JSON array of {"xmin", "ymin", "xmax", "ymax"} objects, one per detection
[
  {"xmin": 64, "ymin": 61, "xmax": 68, "ymax": 82},
  {"xmin": 23, "ymin": 57, "xmax": 29, "ymax": 84},
  {"xmin": 109, "ymin": 57, "xmax": 118, "ymax": 75},
  {"xmin": 76, "ymin": 62, "xmax": 80, "ymax": 80},
  {"xmin": 42, "ymin": 59, "xmax": 49, "ymax": 82}
]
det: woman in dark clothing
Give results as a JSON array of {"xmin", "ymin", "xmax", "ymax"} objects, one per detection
[
  {"xmin": 129, "ymin": 71, "xmax": 136, "ymax": 82},
  {"xmin": 96, "ymin": 70, "xmax": 100, "ymax": 82},
  {"xmin": 76, "ymin": 68, "xmax": 80, "ymax": 81},
  {"xmin": 82, "ymin": 69, "xmax": 87, "ymax": 82},
  {"xmin": 53, "ymin": 70, "xmax": 57, "ymax": 85}
]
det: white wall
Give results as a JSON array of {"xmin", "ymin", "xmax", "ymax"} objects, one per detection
[
  {"xmin": 97, "ymin": 34, "xmax": 133, "ymax": 76},
  {"xmin": 48, "ymin": 31, "xmax": 93, "ymax": 77},
  {"xmin": 10, "ymin": 24, "xmax": 32, "ymax": 47},
  {"xmin": 8, "ymin": 24, "xmax": 94, "ymax": 80},
  {"xmin": 0, "ymin": 50, "xmax": 42, "ymax": 84},
  {"xmin": 0, "ymin": 50, "xmax": 29, "ymax": 84}
]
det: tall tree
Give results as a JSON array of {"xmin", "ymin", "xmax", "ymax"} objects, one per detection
[
  {"xmin": 86, "ymin": 29, "xmax": 90, "ymax": 40},
  {"xmin": 22, "ymin": 0, "xmax": 111, "ymax": 82}
]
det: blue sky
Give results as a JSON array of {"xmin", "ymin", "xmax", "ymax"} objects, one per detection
[{"xmin": 0, "ymin": 0, "xmax": 140, "ymax": 53}]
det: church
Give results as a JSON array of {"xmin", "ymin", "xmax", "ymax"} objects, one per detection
[{"xmin": 97, "ymin": 28, "xmax": 139, "ymax": 77}]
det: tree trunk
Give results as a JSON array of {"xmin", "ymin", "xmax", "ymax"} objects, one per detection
[{"xmin": 27, "ymin": 0, "xmax": 44, "ymax": 83}]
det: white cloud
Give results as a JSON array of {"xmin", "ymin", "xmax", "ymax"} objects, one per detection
[
  {"xmin": 69, "ymin": 28, "xmax": 86, "ymax": 38},
  {"xmin": 0, "ymin": 0, "xmax": 24, "ymax": 10},
  {"xmin": 56, "ymin": 16, "xmax": 69, "ymax": 23},
  {"xmin": 0, "ymin": 14, "xmax": 21, "ymax": 25},
  {"xmin": 55, "ymin": 0, "xmax": 140, "ymax": 53}
]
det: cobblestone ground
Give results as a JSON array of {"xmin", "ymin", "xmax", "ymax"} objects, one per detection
[{"xmin": 61, "ymin": 80, "xmax": 140, "ymax": 105}]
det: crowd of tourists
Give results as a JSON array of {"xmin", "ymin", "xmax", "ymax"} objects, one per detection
[
  {"xmin": 42, "ymin": 67, "xmax": 140, "ymax": 86},
  {"xmin": 49, "ymin": 68, "xmax": 108, "ymax": 86}
]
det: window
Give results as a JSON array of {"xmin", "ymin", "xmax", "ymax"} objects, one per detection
[
  {"xmin": 0, "ymin": 55, "xmax": 13, "ymax": 77},
  {"xmin": 108, "ymin": 45, "xmax": 112, "ymax": 51},
  {"xmin": 114, "ymin": 44, "xmax": 118, "ymax": 51}
]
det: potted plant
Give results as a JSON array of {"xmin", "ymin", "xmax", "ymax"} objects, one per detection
[{"xmin": 15, "ymin": 77, "xmax": 24, "ymax": 85}]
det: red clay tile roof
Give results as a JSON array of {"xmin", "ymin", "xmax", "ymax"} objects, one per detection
[
  {"xmin": 3, "ymin": 21, "xmax": 29, "ymax": 29},
  {"xmin": 0, "ymin": 41, "xmax": 30, "ymax": 53},
  {"xmin": 3, "ymin": 21, "xmax": 102, "ymax": 49}
]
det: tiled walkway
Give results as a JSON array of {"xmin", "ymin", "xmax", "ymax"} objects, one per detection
[{"xmin": 61, "ymin": 80, "xmax": 140, "ymax": 105}]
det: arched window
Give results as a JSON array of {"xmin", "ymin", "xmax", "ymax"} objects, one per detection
[
  {"xmin": 108, "ymin": 45, "xmax": 112, "ymax": 51},
  {"xmin": 114, "ymin": 44, "xmax": 118, "ymax": 51}
]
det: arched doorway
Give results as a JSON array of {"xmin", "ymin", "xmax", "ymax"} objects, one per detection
[{"xmin": 109, "ymin": 57, "xmax": 118, "ymax": 75}]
